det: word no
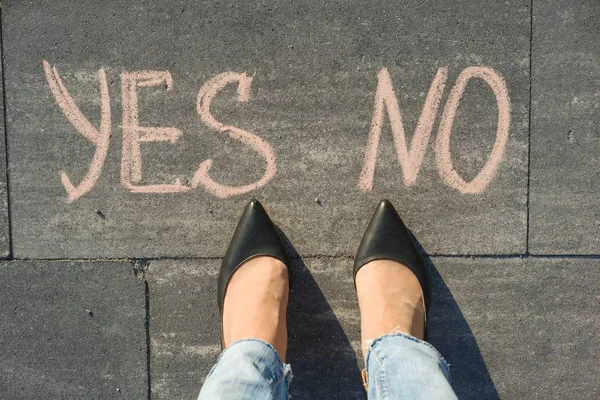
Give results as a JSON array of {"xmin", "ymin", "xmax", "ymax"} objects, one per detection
[{"xmin": 43, "ymin": 61, "xmax": 510, "ymax": 203}]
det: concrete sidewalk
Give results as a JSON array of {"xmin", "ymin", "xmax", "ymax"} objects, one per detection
[{"xmin": 0, "ymin": 0, "xmax": 598, "ymax": 399}]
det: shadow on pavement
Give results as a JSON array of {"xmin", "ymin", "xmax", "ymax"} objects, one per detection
[
  {"xmin": 278, "ymin": 228, "xmax": 365, "ymax": 400},
  {"xmin": 277, "ymin": 226, "xmax": 499, "ymax": 399},
  {"xmin": 414, "ymin": 237, "xmax": 501, "ymax": 400}
]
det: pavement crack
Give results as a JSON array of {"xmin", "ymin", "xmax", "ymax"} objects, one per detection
[{"xmin": 131, "ymin": 258, "xmax": 150, "ymax": 279}]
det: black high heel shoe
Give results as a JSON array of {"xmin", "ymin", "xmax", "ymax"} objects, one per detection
[
  {"xmin": 218, "ymin": 199, "xmax": 290, "ymax": 347},
  {"xmin": 353, "ymin": 199, "xmax": 431, "ymax": 336}
]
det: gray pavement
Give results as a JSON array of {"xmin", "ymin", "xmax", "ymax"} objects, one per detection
[
  {"xmin": 0, "ymin": 0, "xmax": 599, "ymax": 399},
  {"xmin": 4, "ymin": 0, "xmax": 528, "ymax": 258},
  {"xmin": 0, "ymin": 57, "xmax": 8, "ymax": 258},
  {"xmin": 530, "ymin": 0, "xmax": 600, "ymax": 254},
  {"xmin": 149, "ymin": 257, "xmax": 600, "ymax": 399},
  {"xmin": 0, "ymin": 261, "xmax": 147, "ymax": 399}
]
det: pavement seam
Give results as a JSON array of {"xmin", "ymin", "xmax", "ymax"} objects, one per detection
[
  {"xmin": 130, "ymin": 259, "xmax": 153, "ymax": 399},
  {"xmin": 144, "ymin": 265, "xmax": 152, "ymax": 400},
  {"xmin": 4, "ymin": 254, "xmax": 600, "ymax": 262},
  {"xmin": 0, "ymin": 9, "xmax": 13, "ymax": 259},
  {"xmin": 525, "ymin": 0, "xmax": 534, "ymax": 255}
]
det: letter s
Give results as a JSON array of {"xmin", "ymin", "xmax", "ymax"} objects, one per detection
[{"xmin": 192, "ymin": 72, "xmax": 276, "ymax": 198}]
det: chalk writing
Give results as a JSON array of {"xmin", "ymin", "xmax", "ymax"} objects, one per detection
[
  {"xmin": 435, "ymin": 66, "xmax": 510, "ymax": 194},
  {"xmin": 43, "ymin": 61, "xmax": 111, "ymax": 203},
  {"xmin": 358, "ymin": 67, "xmax": 448, "ymax": 191},
  {"xmin": 43, "ymin": 62, "xmax": 511, "ymax": 201},
  {"xmin": 193, "ymin": 72, "xmax": 277, "ymax": 198},
  {"xmin": 121, "ymin": 70, "xmax": 190, "ymax": 193},
  {"xmin": 359, "ymin": 66, "xmax": 510, "ymax": 194}
]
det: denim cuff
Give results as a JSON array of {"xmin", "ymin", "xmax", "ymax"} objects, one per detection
[
  {"xmin": 208, "ymin": 338, "xmax": 292, "ymax": 384},
  {"xmin": 199, "ymin": 339, "xmax": 293, "ymax": 400},
  {"xmin": 365, "ymin": 332, "xmax": 451, "ymax": 383}
]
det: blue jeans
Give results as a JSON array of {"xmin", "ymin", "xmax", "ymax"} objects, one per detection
[{"xmin": 198, "ymin": 333, "xmax": 457, "ymax": 399}]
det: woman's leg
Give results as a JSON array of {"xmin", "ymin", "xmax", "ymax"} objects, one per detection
[
  {"xmin": 198, "ymin": 339, "xmax": 291, "ymax": 400},
  {"xmin": 198, "ymin": 256, "xmax": 290, "ymax": 400},
  {"xmin": 356, "ymin": 260, "xmax": 457, "ymax": 399},
  {"xmin": 363, "ymin": 333, "xmax": 455, "ymax": 399}
]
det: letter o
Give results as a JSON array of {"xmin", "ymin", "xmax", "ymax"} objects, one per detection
[{"xmin": 435, "ymin": 66, "xmax": 511, "ymax": 194}]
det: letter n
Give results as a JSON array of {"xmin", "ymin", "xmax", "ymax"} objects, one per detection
[{"xmin": 358, "ymin": 67, "xmax": 448, "ymax": 191}]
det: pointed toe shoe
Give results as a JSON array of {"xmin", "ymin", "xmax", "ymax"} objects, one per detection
[{"xmin": 354, "ymin": 199, "xmax": 431, "ymax": 323}]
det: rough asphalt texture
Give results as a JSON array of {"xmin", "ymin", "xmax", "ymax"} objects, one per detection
[
  {"xmin": 149, "ymin": 258, "xmax": 599, "ymax": 400},
  {"xmin": 529, "ymin": 0, "xmax": 600, "ymax": 254},
  {"xmin": 0, "ymin": 0, "xmax": 598, "ymax": 399},
  {"xmin": 5, "ymin": 0, "xmax": 528, "ymax": 257},
  {"xmin": 0, "ymin": 262, "xmax": 147, "ymax": 399}
]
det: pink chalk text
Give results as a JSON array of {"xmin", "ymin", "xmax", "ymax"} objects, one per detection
[
  {"xmin": 43, "ymin": 61, "xmax": 511, "ymax": 202},
  {"xmin": 193, "ymin": 72, "xmax": 277, "ymax": 198},
  {"xmin": 43, "ymin": 61, "xmax": 111, "ymax": 203}
]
